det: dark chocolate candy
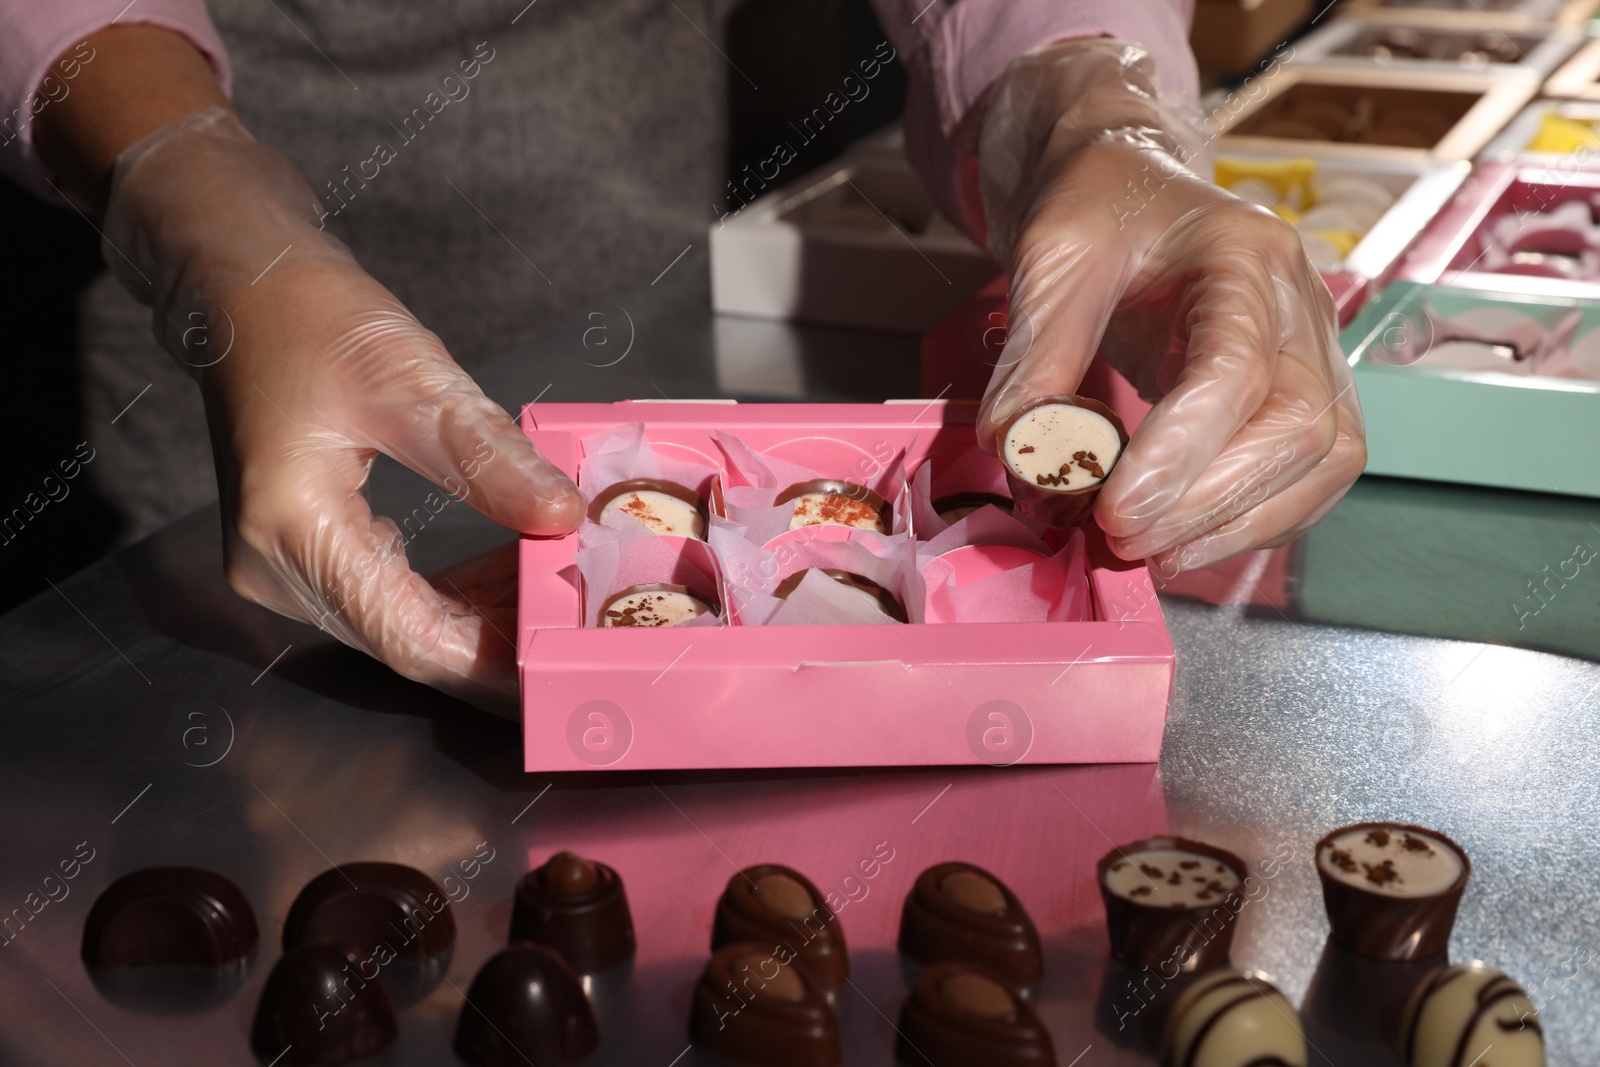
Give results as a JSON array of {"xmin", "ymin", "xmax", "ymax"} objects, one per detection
[
  {"xmin": 775, "ymin": 479, "xmax": 891, "ymax": 533},
  {"xmin": 896, "ymin": 960, "xmax": 1054, "ymax": 1067},
  {"xmin": 898, "ymin": 862, "xmax": 1043, "ymax": 988},
  {"xmin": 282, "ymin": 862, "xmax": 454, "ymax": 1006},
  {"xmin": 772, "ymin": 567, "xmax": 908, "ymax": 623},
  {"xmin": 509, "ymin": 851, "xmax": 636, "ymax": 973},
  {"xmin": 1096, "ymin": 836, "xmax": 1248, "ymax": 973},
  {"xmin": 1314, "ymin": 822, "xmax": 1469, "ymax": 961},
  {"xmin": 688, "ymin": 941, "xmax": 841, "ymax": 1067},
  {"xmin": 588, "ymin": 478, "xmax": 709, "ymax": 538},
  {"xmin": 711, "ymin": 864, "xmax": 848, "ymax": 991},
  {"xmin": 454, "ymin": 943, "xmax": 600, "ymax": 1067},
  {"xmin": 997, "ymin": 395, "xmax": 1128, "ymax": 529},
  {"xmin": 249, "ymin": 943, "xmax": 397, "ymax": 1067}
]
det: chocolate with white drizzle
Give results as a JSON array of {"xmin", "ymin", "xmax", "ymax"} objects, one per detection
[
  {"xmin": 1399, "ymin": 963, "xmax": 1543, "ymax": 1067},
  {"xmin": 1315, "ymin": 822, "xmax": 1470, "ymax": 960},
  {"xmin": 1160, "ymin": 968, "xmax": 1308, "ymax": 1067}
]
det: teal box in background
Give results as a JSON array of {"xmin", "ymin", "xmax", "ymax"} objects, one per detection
[{"xmin": 1342, "ymin": 282, "xmax": 1600, "ymax": 499}]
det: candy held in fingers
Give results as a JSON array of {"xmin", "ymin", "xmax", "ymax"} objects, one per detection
[
  {"xmin": 1399, "ymin": 963, "xmax": 1543, "ymax": 1067},
  {"xmin": 598, "ymin": 584, "xmax": 718, "ymax": 627},
  {"xmin": 895, "ymin": 961, "xmax": 1055, "ymax": 1067},
  {"xmin": 588, "ymin": 478, "xmax": 708, "ymax": 538},
  {"xmin": 775, "ymin": 479, "xmax": 890, "ymax": 533},
  {"xmin": 1315, "ymin": 822, "xmax": 1469, "ymax": 960},
  {"xmin": 773, "ymin": 567, "xmax": 908, "ymax": 623},
  {"xmin": 453, "ymin": 944, "xmax": 599, "ymax": 1067},
  {"xmin": 897, "ymin": 862, "xmax": 1043, "ymax": 988},
  {"xmin": 998, "ymin": 396, "xmax": 1128, "ymax": 528},
  {"xmin": 688, "ymin": 942, "xmax": 841, "ymax": 1066},
  {"xmin": 508, "ymin": 851, "xmax": 636, "ymax": 974},
  {"xmin": 1160, "ymin": 968, "xmax": 1308, "ymax": 1067},
  {"xmin": 711, "ymin": 864, "xmax": 848, "ymax": 991},
  {"xmin": 1097, "ymin": 837, "xmax": 1247, "ymax": 972}
]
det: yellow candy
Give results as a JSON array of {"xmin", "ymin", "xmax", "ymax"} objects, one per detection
[
  {"xmin": 1526, "ymin": 113, "xmax": 1600, "ymax": 154},
  {"xmin": 1215, "ymin": 156, "xmax": 1320, "ymax": 211},
  {"xmin": 1306, "ymin": 228, "xmax": 1363, "ymax": 257}
]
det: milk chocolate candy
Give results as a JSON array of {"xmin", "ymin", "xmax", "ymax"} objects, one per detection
[
  {"xmin": 711, "ymin": 864, "xmax": 848, "ymax": 991},
  {"xmin": 1097, "ymin": 836, "xmax": 1247, "ymax": 973},
  {"xmin": 282, "ymin": 862, "xmax": 455, "ymax": 1006},
  {"xmin": 688, "ymin": 941, "xmax": 841, "ymax": 1067},
  {"xmin": 775, "ymin": 479, "xmax": 891, "ymax": 533},
  {"xmin": 1160, "ymin": 968, "xmax": 1307, "ymax": 1067},
  {"xmin": 998, "ymin": 396, "xmax": 1128, "ymax": 528},
  {"xmin": 897, "ymin": 862, "xmax": 1042, "ymax": 988},
  {"xmin": 598, "ymin": 583, "xmax": 718, "ymax": 627},
  {"xmin": 931, "ymin": 492, "xmax": 1013, "ymax": 524},
  {"xmin": 897, "ymin": 961, "xmax": 1054, "ymax": 1067},
  {"xmin": 1315, "ymin": 822, "xmax": 1469, "ymax": 960},
  {"xmin": 773, "ymin": 567, "xmax": 908, "ymax": 623},
  {"xmin": 589, "ymin": 478, "xmax": 708, "ymax": 538},
  {"xmin": 249, "ymin": 943, "xmax": 398, "ymax": 1067},
  {"xmin": 1399, "ymin": 963, "xmax": 1543, "ymax": 1067},
  {"xmin": 509, "ymin": 851, "xmax": 635, "ymax": 973},
  {"xmin": 454, "ymin": 944, "xmax": 599, "ymax": 1067}
]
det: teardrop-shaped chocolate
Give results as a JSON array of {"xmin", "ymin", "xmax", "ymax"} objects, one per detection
[
  {"xmin": 897, "ymin": 961, "xmax": 1055, "ymax": 1066},
  {"xmin": 898, "ymin": 862, "xmax": 1042, "ymax": 987},
  {"xmin": 689, "ymin": 941, "xmax": 841, "ymax": 1066},
  {"xmin": 712, "ymin": 864, "xmax": 848, "ymax": 991}
]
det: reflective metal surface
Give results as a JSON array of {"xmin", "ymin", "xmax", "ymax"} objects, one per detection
[{"xmin": 1, "ymin": 257, "xmax": 1596, "ymax": 1065}]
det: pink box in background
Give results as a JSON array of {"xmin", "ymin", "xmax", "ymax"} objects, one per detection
[{"xmin": 518, "ymin": 401, "xmax": 1174, "ymax": 773}]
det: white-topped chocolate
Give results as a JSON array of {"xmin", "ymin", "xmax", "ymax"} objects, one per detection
[
  {"xmin": 1317, "ymin": 825, "xmax": 1464, "ymax": 899},
  {"xmin": 1401, "ymin": 964, "xmax": 1542, "ymax": 1067},
  {"xmin": 588, "ymin": 478, "xmax": 708, "ymax": 538},
  {"xmin": 1002, "ymin": 402, "xmax": 1123, "ymax": 493},
  {"xmin": 598, "ymin": 585, "xmax": 715, "ymax": 627},
  {"xmin": 1103, "ymin": 848, "xmax": 1241, "ymax": 909},
  {"xmin": 775, "ymin": 480, "xmax": 890, "ymax": 534},
  {"xmin": 1161, "ymin": 969, "xmax": 1308, "ymax": 1067}
]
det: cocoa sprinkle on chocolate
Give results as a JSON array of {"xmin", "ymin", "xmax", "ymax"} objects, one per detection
[
  {"xmin": 1328, "ymin": 848, "xmax": 1358, "ymax": 874},
  {"xmin": 1179, "ymin": 861, "xmax": 1200, "ymax": 870},
  {"xmin": 1363, "ymin": 859, "xmax": 1401, "ymax": 888},
  {"xmin": 1130, "ymin": 886, "xmax": 1152, "ymax": 897},
  {"xmin": 1139, "ymin": 863, "xmax": 1163, "ymax": 879},
  {"xmin": 1401, "ymin": 833, "xmax": 1434, "ymax": 854},
  {"xmin": 1365, "ymin": 829, "xmax": 1391, "ymax": 848},
  {"xmin": 1018, "ymin": 445, "xmax": 1035, "ymax": 453}
]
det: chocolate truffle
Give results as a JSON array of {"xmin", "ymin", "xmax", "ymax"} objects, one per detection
[
  {"xmin": 896, "ymin": 961, "xmax": 1054, "ymax": 1066},
  {"xmin": 250, "ymin": 943, "xmax": 398, "ymax": 1067},
  {"xmin": 773, "ymin": 567, "xmax": 908, "ymax": 623},
  {"xmin": 281, "ymin": 862, "xmax": 455, "ymax": 1006},
  {"xmin": 775, "ymin": 479, "xmax": 890, "ymax": 533},
  {"xmin": 931, "ymin": 492, "xmax": 1013, "ymax": 524},
  {"xmin": 1399, "ymin": 963, "xmax": 1542, "ymax": 1067},
  {"xmin": 711, "ymin": 864, "xmax": 848, "ymax": 991},
  {"xmin": 454, "ymin": 943, "xmax": 600, "ymax": 1067},
  {"xmin": 898, "ymin": 862, "xmax": 1042, "ymax": 988},
  {"xmin": 598, "ymin": 583, "xmax": 718, "ymax": 627},
  {"xmin": 688, "ymin": 941, "xmax": 841, "ymax": 1067},
  {"xmin": 508, "ymin": 851, "xmax": 635, "ymax": 974},
  {"xmin": 1097, "ymin": 837, "xmax": 1247, "ymax": 973},
  {"xmin": 998, "ymin": 396, "xmax": 1128, "ymax": 528},
  {"xmin": 1315, "ymin": 822, "xmax": 1469, "ymax": 960},
  {"xmin": 1161, "ymin": 969, "xmax": 1307, "ymax": 1067},
  {"xmin": 588, "ymin": 478, "xmax": 708, "ymax": 538}
]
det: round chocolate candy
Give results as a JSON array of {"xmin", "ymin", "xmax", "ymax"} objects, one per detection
[
  {"xmin": 1315, "ymin": 822, "xmax": 1469, "ymax": 960},
  {"xmin": 1399, "ymin": 963, "xmax": 1542, "ymax": 1067},
  {"xmin": 775, "ymin": 479, "xmax": 890, "ymax": 533},
  {"xmin": 598, "ymin": 583, "xmax": 718, "ymax": 627},
  {"xmin": 1097, "ymin": 836, "xmax": 1248, "ymax": 974},
  {"xmin": 896, "ymin": 960, "xmax": 1054, "ymax": 1067},
  {"xmin": 997, "ymin": 395, "xmax": 1128, "ymax": 528},
  {"xmin": 1160, "ymin": 968, "xmax": 1307, "ymax": 1067},
  {"xmin": 454, "ymin": 943, "xmax": 599, "ymax": 1066},
  {"xmin": 931, "ymin": 492, "xmax": 1013, "ymax": 524},
  {"xmin": 588, "ymin": 478, "xmax": 708, "ymax": 538},
  {"xmin": 688, "ymin": 941, "xmax": 841, "ymax": 1067},
  {"xmin": 282, "ymin": 862, "xmax": 455, "ymax": 1006},
  {"xmin": 897, "ymin": 862, "xmax": 1042, "ymax": 988},
  {"xmin": 773, "ymin": 567, "xmax": 907, "ymax": 623},
  {"xmin": 508, "ymin": 850, "xmax": 636, "ymax": 974},
  {"xmin": 249, "ymin": 943, "xmax": 398, "ymax": 1067},
  {"xmin": 711, "ymin": 864, "xmax": 848, "ymax": 991}
]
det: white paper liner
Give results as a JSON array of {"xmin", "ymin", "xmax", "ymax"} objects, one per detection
[
  {"xmin": 909, "ymin": 449, "xmax": 1045, "ymax": 539},
  {"xmin": 714, "ymin": 429, "xmax": 911, "ymax": 537},
  {"xmin": 574, "ymin": 522, "xmax": 724, "ymax": 628},
  {"xmin": 916, "ymin": 509, "xmax": 1091, "ymax": 624},
  {"xmin": 709, "ymin": 522, "xmax": 924, "ymax": 626},
  {"xmin": 578, "ymin": 423, "xmax": 720, "ymax": 530}
]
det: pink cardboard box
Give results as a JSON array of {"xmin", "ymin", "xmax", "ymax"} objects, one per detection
[{"xmin": 517, "ymin": 400, "xmax": 1174, "ymax": 773}]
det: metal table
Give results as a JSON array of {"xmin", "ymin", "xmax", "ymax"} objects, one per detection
[{"xmin": 2, "ymin": 253, "xmax": 1596, "ymax": 1067}]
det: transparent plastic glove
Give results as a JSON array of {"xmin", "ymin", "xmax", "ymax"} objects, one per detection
[
  {"xmin": 103, "ymin": 107, "xmax": 584, "ymax": 714},
  {"xmin": 976, "ymin": 39, "xmax": 1366, "ymax": 576}
]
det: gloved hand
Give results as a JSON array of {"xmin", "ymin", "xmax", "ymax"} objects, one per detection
[
  {"xmin": 103, "ymin": 106, "xmax": 584, "ymax": 714},
  {"xmin": 975, "ymin": 39, "xmax": 1366, "ymax": 576}
]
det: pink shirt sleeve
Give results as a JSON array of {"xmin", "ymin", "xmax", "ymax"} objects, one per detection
[
  {"xmin": 0, "ymin": 0, "xmax": 232, "ymax": 203},
  {"xmin": 871, "ymin": 0, "xmax": 1198, "ymax": 237}
]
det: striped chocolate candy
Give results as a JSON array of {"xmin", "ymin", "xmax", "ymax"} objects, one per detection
[
  {"xmin": 1400, "ymin": 963, "xmax": 1543, "ymax": 1067},
  {"xmin": 1160, "ymin": 968, "xmax": 1307, "ymax": 1067}
]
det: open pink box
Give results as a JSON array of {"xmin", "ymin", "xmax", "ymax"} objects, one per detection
[{"xmin": 517, "ymin": 400, "xmax": 1174, "ymax": 772}]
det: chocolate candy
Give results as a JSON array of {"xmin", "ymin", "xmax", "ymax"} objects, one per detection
[
  {"xmin": 1159, "ymin": 968, "xmax": 1307, "ymax": 1067},
  {"xmin": 282, "ymin": 862, "xmax": 455, "ymax": 1006},
  {"xmin": 998, "ymin": 396, "xmax": 1128, "ymax": 528},
  {"xmin": 589, "ymin": 478, "xmax": 709, "ymax": 538},
  {"xmin": 1097, "ymin": 836, "xmax": 1247, "ymax": 973},
  {"xmin": 896, "ymin": 961, "xmax": 1054, "ymax": 1067},
  {"xmin": 898, "ymin": 862, "xmax": 1042, "ymax": 988},
  {"xmin": 931, "ymin": 492, "xmax": 1013, "ymax": 524},
  {"xmin": 454, "ymin": 943, "xmax": 600, "ymax": 1067},
  {"xmin": 509, "ymin": 851, "xmax": 636, "ymax": 973},
  {"xmin": 688, "ymin": 941, "xmax": 841, "ymax": 1067},
  {"xmin": 1302, "ymin": 936, "xmax": 1447, "ymax": 1055},
  {"xmin": 598, "ymin": 583, "xmax": 718, "ymax": 627},
  {"xmin": 711, "ymin": 864, "xmax": 848, "ymax": 991},
  {"xmin": 250, "ymin": 943, "xmax": 398, "ymax": 1067},
  {"xmin": 1399, "ymin": 963, "xmax": 1543, "ymax": 1067},
  {"xmin": 775, "ymin": 479, "xmax": 890, "ymax": 533},
  {"xmin": 1315, "ymin": 822, "xmax": 1469, "ymax": 960},
  {"xmin": 773, "ymin": 567, "xmax": 908, "ymax": 623}
]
